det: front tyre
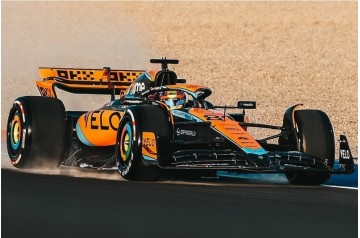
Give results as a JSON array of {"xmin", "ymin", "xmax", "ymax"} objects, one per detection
[
  {"xmin": 7, "ymin": 96, "xmax": 67, "ymax": 168},
  {"xmin": 115, "ymin": 112, "xmax": 161, "ymax": 181},
  {"xmin": 285, "ymin": 110, "xmax": 335, "ymax": 185},
  {"xmin": 116, "ymin": 115, "xmax": 138, "ymax": 179}
]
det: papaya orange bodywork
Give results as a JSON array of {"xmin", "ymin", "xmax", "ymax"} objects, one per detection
[
  {"xmin": 76, "ymin": 110, "xmax": 124, "ymax": 146},
  {"xmin": 142, "ymin": 132, "xmax": 158, "ymax": 160},
  {"xmin": 189, "ymin": 108, "xmax": 262, "ymax": 150}
]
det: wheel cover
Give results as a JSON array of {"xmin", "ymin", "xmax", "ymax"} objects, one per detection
[
  {"xmin": 10, "ymin": 113, "xmax": 22, "ymax": 150},
  {"xmin": 120, "ymin": 123, "xmax": 132, "ymax": 164},
  {"xmin": 7, "ymin": 108, "xmax": 24, "ymax": 162}
]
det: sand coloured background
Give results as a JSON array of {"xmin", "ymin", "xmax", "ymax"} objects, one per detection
[{"xmin": 2, "ymin": 2, "xmax": 357, "ymax": 155}]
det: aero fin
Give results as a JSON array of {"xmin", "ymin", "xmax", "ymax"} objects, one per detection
[{"xmin": 338, "ymin": 135, "xmax": 355, "ymax": 172}]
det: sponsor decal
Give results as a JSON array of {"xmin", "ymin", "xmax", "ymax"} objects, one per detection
[
  {"xmin": 228, "ymin": 132, "xmax": 246, "ymax": 135},
  {"xmin": 242, "ymin": 103, "xmax": 254, "ymax": 107},
  {"xmin": 238, "ymin": 101, "xmax": 256, "ymax": 109},
  {"xmin": 57, "ymin": 70, "xmax": 141, "ymax": 82},
  {"xmin": 21, "ymin": 129, "xmax": 26, "ymax": 149},
  {"xmin": 142, "ymin": 132, "xmax": 157, "ymax": 159},
  {"xmin": 57, "ymin": 70, "xmax": 95, "ymax": 80},
  {"xmin": 225, "ymin": 127, "xmax": 241, "ymax": 130},
  {"xmin": 123, "ymin": 100, "xmax": 143, "ymax": 104},
  {"xmin": 176, "ymin": 128, "xmax": 196, "ymax": 137},
  {"xmin": 87, "ymin": 110, "xmax": 121, "ymax": 131},
  {"xmin": 204, "ymin": 115, "xmax": 223, "ymax": 121},
  {"xmin": 143, "ymin": 137, "xmax": 155, "ymax": 147},
  {"xmin": 134, "ymin": 82, "xmax": 146, "ymax": 92},
  {"xmin": 340, "ymin": 150, "xmax": 351, "ymax": 160}
]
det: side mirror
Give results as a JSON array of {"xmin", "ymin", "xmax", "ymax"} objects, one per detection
[
  {"xmin": 238, "ymin": 101, "xmax": 256, "ymax": 109},
  {"xmin": 177, "ymin": 78, "xmax": 186, "ymax": 83}
]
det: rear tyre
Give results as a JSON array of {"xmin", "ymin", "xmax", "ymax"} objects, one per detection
[
  {"xmin": 7, "ymin": 96, "xmax": 67, "ymax": 168},
  {"xmin": 285, "ymin": 110, "xmax": 335, "ymax": 185},
  {"xmin": 115, "ymin": 113, "xmax": 162, "ymax": 181}
]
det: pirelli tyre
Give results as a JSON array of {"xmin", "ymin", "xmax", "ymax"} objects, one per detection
[
  {"xmin": 285, "ymin": 110, "xmax": 335, "ymax": 185},
  {"xmin": 7, "ymin": 96, "xmax": 67, "ymax": 168},
  {"xmin": 115, "ymin": 110, "xmax": 162, "ymax": 181}
]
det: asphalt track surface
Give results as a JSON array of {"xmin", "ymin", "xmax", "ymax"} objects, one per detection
[
  {"xmin": 2, "ymin": 167, "xmax": 358, "ymax": 238},
  {"xmin": 1, "ymin": 139, "xmax": 358, "ymax": 238}
]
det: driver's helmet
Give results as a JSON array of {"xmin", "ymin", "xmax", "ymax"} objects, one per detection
[{"xmin": 160, "ymin": 90, "xmax": 186, "ymax": 109}]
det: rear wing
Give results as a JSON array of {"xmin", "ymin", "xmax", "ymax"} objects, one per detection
[{"xmin": 36, "ymin": 67, "xmax": 144, "ymax": 98}]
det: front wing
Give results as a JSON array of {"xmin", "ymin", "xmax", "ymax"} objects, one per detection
[{"xmin": 157, "ymin": 135, "xmax": 355, "ymax": 175}]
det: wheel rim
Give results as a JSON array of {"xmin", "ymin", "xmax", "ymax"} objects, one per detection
[
  {"xmin": 119, "ymin": 122, "xmax": 132, "ymax": 166},
  {"xmin": 10, "ymin": 113, "xmax": 22, "ymax": 150},
  {"xmin": 7, "ymin": 108, "xmax": 24, "ymax": 160}
]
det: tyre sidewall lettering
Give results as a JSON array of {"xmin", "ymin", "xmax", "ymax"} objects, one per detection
[{"xmin": 7, "ymin": 101, "xmax": 31, "ymax": 166}]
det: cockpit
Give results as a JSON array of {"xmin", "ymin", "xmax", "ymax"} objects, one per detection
[{"xmin": 148, "ymin": 89, "xmax": 200, "ymax": 110}]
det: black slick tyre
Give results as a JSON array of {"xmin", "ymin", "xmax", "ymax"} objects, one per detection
[
  {"xmin": 6, "ymin": 96, "xmax": 67, "ymax": 168},
  {"xmin": 285, "ymin": 110, "xmax": 335, "ymax": 185}
]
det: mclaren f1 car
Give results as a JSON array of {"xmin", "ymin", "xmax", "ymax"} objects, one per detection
[{"xmin": 6, "ymin": 58, "xmax": 355, "ymax": 184}]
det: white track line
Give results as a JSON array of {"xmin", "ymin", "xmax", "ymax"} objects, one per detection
[{"xmin": 323, "ymin": 185, "xmax": 358, "ymax": 190}]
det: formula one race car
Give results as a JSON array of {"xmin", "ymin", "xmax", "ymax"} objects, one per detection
[{"xmin": 7, "ymin": 58, "xmax": 355, "ymax": 184}]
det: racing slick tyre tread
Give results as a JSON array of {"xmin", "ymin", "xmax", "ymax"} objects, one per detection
[
  {"xmin": 115, "ymin": 113, "xmax": 162, "ymax": 181},
  {"xmin": 285, "ymin": 110, "xmax": 335, "ymax": 185},
  {"xmin": 7, "ymin": 96, "xmax": 67, "ymax": 168}
]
